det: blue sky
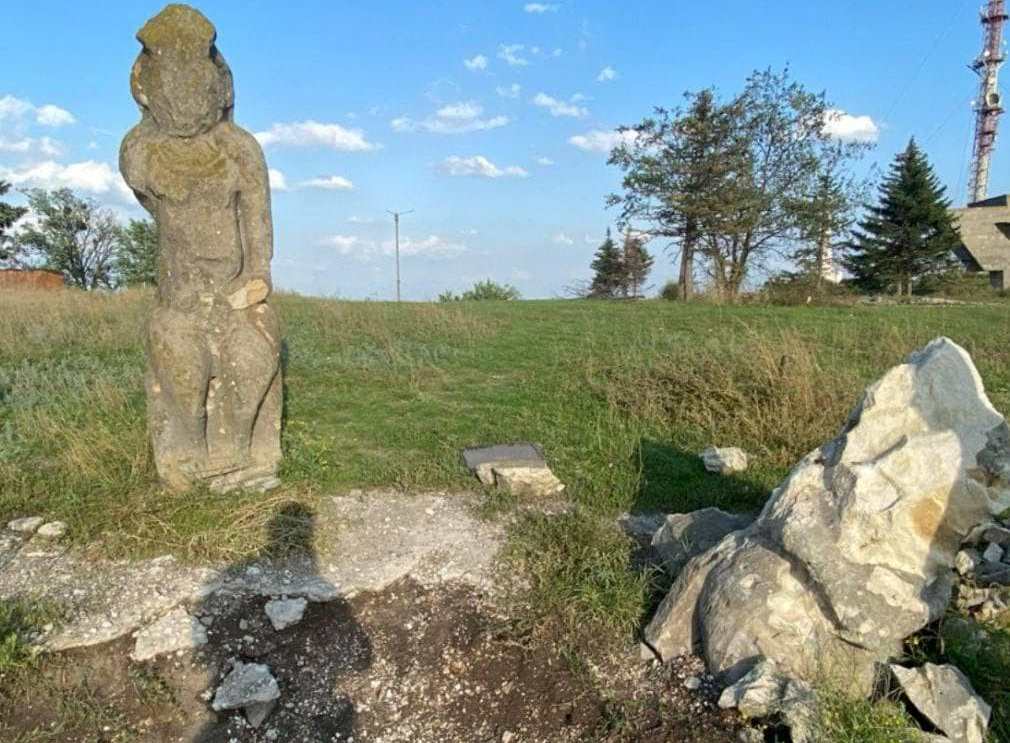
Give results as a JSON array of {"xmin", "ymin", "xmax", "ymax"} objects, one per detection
[{"xmin": 0, "ymin": 0, "xmax": 1003, "ymax": 299}]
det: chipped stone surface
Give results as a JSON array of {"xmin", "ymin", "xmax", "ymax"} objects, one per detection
[
  {"xmin": 35, "ymin": 521, "xmax": 67, "ymax": 539},
  {"xmin": 645, "ymin": 338, "xmax": 1010, "ymax": 691},
  {"xmin": 717, "ymin": 660, "xmax": 816, "ymax": 743},
  {"xmin": 264, "ymin": 597, "xmax": 307, "ymax": 631},
  {"xmin": 131, "ymin": 606, "xmax": 208, "ymax": 661},
  {"xmin": 8, "ymin": 517, "xmax": 44, "ymax": 534},
  {"xmin": 651, "ymin": 508, "xmax": 751, "ymax": 576},
  {"xmin": 891, "ymin": 663, "xmax": 991, "ymax": 743},
  {"xmin": 983, "ymin": 542, "xmax": 1004, "ymax": 564},
  {"xmin": 491, "ymin": 464, "xmax": 565, "ymax": 498}
]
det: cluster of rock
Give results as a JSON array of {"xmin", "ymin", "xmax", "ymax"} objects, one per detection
[
  {"xmin": 462, "ymin": 443, "xmax": 565, "ymax": 499},
  {"xmin": 954, "ymin": 519, "xmax": 1010, "ymax": 620},
  {"xmin": 642, "ymin": 338, "xmax": 1008, "ymax": 742}
]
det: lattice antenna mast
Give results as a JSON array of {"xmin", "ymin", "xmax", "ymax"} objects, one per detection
[{"xmin": 969, "ymin": 0, "xmax": 1009, "ymax": 203}]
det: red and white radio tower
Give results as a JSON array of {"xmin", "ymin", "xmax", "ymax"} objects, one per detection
[{"xmin": 969, "ymin": 0, "xmax": 1009, "ymax": 204}]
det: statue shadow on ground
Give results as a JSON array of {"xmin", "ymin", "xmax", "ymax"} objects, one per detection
[{"xmin": 191, "ymin": 503, "xmax": 373, "ymax": 742}]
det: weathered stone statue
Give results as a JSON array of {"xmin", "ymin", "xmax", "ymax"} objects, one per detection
[{"xmin": 120, "ymin": 4, "xmax": 282, "ymax": 493}]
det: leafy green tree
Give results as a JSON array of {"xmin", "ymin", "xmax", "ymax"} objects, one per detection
[
  {"xmin": 116, "ymin": 218, "xmax": 159, "ymax": 286},
  {"xmin": 17, "ymin": 188, "xmax": 122, "ymax": 290},
  {"xmin": 609, "ymin": 89, "xmax": 742, "ymax": 301},
  {"xmin": 610, "ymin": 69, "xmax": 871, "ymax": 301},
  {"xmin": 621, "ymin": 229, "xmax": 654, "ymax": 297},
  {"xmin": 844, "ymin": 140, "xmax": 961, "ymax": 295},
  {"xmin": 589, "ymin": 229, "xmax": 624, "ymax": 298},
  {"xmin": 0, "ymin": 181, "xmax": 28, "ymax": 267}
]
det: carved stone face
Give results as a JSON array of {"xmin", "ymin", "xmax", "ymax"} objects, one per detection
[{"xmin": 130, "ymin": 4, "xmax": 233, "ymax": 137}]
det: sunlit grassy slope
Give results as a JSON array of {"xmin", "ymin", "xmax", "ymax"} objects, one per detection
[{"xmin": 3, "ymin": 288, "xmax": 1010, "ymax": 560}]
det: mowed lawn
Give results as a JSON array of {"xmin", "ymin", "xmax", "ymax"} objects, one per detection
[{"xmin": 3, "ymin": 288, "xmax": 1010, "ymax": 560}]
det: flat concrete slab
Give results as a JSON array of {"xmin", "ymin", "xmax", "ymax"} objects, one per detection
[{"xmin": 461, "ymin": 443, "xmax": 545, "ymax": 472}]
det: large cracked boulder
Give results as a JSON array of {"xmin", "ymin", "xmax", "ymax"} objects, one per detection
[{"xmin": 644, "ymin": 338, "xmax": 1010, "ymax": 691}]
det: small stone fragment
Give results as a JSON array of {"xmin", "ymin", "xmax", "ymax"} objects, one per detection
[
  {"xmin": 982, "ymin": 542, "xmax": 1004, "ymax": 564},
  {"xmin": 718, "ymin": 660, "xmax": 815, "ymax": 742},
  {"xmin": 7, "ymin": 517, "xmax": 44, "ymax": 534},
  {"xmin": 701, "ymin": 447, "xmax": 749, "ymax": 475},
  {"xmin": 212, "ymin": 661, "xmax": 280, "ymax": 712},
  {"xmin": 264, "ymin": 597, "xmax": 307, "ymax": 631},
  {"xmin": 684, "ymin": 675, "xmax": 702, "ymax": 690},
  {"xmin": 244, "ymin": 699, "xmax": 277, "ymax": 729},
  {"xmin": 491, "ymin": 464, "xmax": 565, "ymax": 498},
  {"xmin": 956, "ymin": 549, "xmax": 981, "ymax": 576},
  {"xmin": 132, "ymin": 606, "xmax": 208, "ymax": 661},
  {"xmin": 982, "ymin": 525, "xmax": 1010, "ymax": 546},
  {"xmin": 976, "ymin": 561, "xmax": 1010, "ymax": 586},
  {"xmin": 652, "ymin": 508, "xmax": 751, "ymax": 576},
  {"xmin": 890, "ymin": 663, "xmax": 990, "ymax": 743},
  {"xmin": 36, "ymin": 521, "xmax": 67, "ymax": 539}
]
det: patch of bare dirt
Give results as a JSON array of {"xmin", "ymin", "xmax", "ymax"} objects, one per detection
[{"xmin": 2, "ymin": 578, "xmax": 740, "ymax": 743}]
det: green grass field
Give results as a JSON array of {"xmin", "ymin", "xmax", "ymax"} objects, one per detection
[
  {"xmin": 4, "ymin": 289, "xmax": 1010, "ymax": 740},
  {"xmin": 3, "ymin": 289, "xmax": 1010, "ymax": 560}
]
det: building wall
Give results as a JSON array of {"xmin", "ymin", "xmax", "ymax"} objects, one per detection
[{"xmin": 0, "ymin": 270, "xmax": 65, "ymax": 290}]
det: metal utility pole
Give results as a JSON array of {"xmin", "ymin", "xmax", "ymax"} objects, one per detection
[
  {"xmin": 969, "ymin": 0, "xmax": 1009, "ymax": 204},
  {"xmin": 386, "ymin": 209, "xmax": 413, "ymax": 302}
]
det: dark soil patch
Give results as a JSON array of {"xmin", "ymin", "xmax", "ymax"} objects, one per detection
[{"xmin": 1, "ymin": 579, "xmax": 740, "ymax": 742}]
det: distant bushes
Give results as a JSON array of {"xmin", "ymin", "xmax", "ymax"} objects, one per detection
[{"xmin": 439, "ymin": 279, "xmax": 521, "ymax": 303}]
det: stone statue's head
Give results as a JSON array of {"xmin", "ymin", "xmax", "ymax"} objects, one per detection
[{"xmin": 130, "ymin": 4, "xmax": 234, "ymax": 137}]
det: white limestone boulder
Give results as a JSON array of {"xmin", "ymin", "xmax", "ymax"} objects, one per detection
[{"xmin": 644, "ymin": 338, "xmax": 1010, "ymax": 690}]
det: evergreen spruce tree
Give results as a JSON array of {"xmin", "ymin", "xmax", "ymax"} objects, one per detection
[
  {"xmin": 621, "ymin": 229, "xmax": 654, "ymax": 297},
  {"xmin": 0, "ymin": 180, "xmax": 28, "ymax": 267},
  {"xmin": 589, "ymin": 229, "xmax": 624, "ymax": 298},
  {"xmin": 845, "ymin": 140, "xmax": 961, "ymax": 295}
]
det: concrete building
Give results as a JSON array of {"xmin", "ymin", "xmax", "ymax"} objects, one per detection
[{"xmin": 954, "ymin": 194, "xmax": 1010, "ymax": 289}]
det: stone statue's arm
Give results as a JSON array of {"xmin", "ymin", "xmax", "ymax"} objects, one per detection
[
  {"xmin": 231, "ymin": 127, "xmax": 274, "ymax": 307},
  {"xmin": 119, "ymin": 124, "xmax": 155, "ymax": 214}
]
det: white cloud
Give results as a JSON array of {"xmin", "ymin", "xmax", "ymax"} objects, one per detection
[
  {"xmin": 439, "ymin": 155, "xmax": 528, "ymax": 179},
  {"xmin": 823, "ymin": 109, "xmax": 880, "ymax": 143},
  {"xmin": 321, "ymin": 234, "xmax": 362, "ymax": 254},
  {"xmin": 254, "ymin": 120, "xmax": 379, "ymax": 151},
  {"xmin": 496, "ymin": 83, "xmax": 522, "ymax": 99},
  {"xmin": 464, "ymin": 54, "xmax": 488, "ymax": 71},
  {"xmin": 322, "ymin": 233, "xmax": 467, "ymax": 262},
  {"xmin": 597, "ymin": 66, "xmax": 618, "ymax": 83},
  {"xmin": 553, "ymin": 232, "xmax": 574, "ymax": 246},
  {"xmin": 536, "ymin": 156, "xmax": 555, "ymax": 166},
  {"xmin": 301, "ymin": 175, "xmax": 354, "ymax": 190},
  {"xmin": 268, "ymin": 168, "xmax": 289, "ymax": 192},
  {"xmin": 569, "ymin": 128, "xmax": 638, "ymax": 153},
  {"xmin": 348, "ymin": 215, "xmax": 378, "ymax": 224},
  {"xmin": 34, "ymin": 104, "xmax": 76, "ymax": 127},
  {"xmin": 392, "ymin": 102, "xmax": 509, "ymax": 135},
  {"xmin": 498, "ymin": 44, "xmax": 529, "ymax": 67},
  {"xmin": 0, "ymin": 95, "xmax": 75, "ymax": 128},
  {"xmin": 552, "ymin": 48, "xmax": 563, "ymax": 57},
  {"xmin": 0, "ymin": 137, "xmax": 32, "ymax": 153},
  {"xmin": 531, "ymin": 92, "xmax": 588, "ymax": 118},
  {"xmin": 524, "ymin": 3, "xmax": 558, "ymax": 13},
  {"xmin": 0, "ymin": 160, "xmax": 134, "ymax": 202}
]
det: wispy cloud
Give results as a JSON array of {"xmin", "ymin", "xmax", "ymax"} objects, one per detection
[
  {"xmin": 301, "ymin": 175, "xmax": 354, "ymax": 190},
  {"xmin": 569, "ymin": 128, "xmax": 638, "ymax": 153},
  {"xmin": 255, "ymin": 120, "xmax": 379, "ymax": 151},
  {"xmin": 392, "ymin": 102, "xmax": 509, "ymax": 135},
  {"xmin": 320, "ymin": 233, "xmax": 467, "ymax": 261},
  {"xmin": 524, "ymin": 3, "xmax": 559, "ymax": 13},
  {"xmin": 464, "ymin": 54, "xmax": 488, "ymax": 71},
  {"xmin": 823, "ymin": 109, "xmax": 880, "ymax": 143},
  {"xmin": 552, "ymin": 232, "xmax": 574, "ymax": 246},
  {"xmin": 439, "ymin": 155, "xmax": 528, "ymax": 179},
  {"xmin": 536, "ymin": 156, "xmax": 555, "ymax": 166},
  {"xmin": 531, "ymin": 92, "xmax": 588, "ymax": 118},
  {"xmin": 496, "ymin": 83, "xmax": 522, "ymax": 99},
  {"xmin": 0, "ymin": 136, "xmax": 62, "ymax": 157},
  {"xmin": 596, "ymin": 66, "xmax": 618, "ymax": 83},
  {"xmin": 498, "ymin": 44, "xmax": 529, "ymax": 67}
]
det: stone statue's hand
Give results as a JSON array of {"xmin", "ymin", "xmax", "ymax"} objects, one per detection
[{"xmin": 227, "ymin": 277, "xmax": 271, "ymax": 310}]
